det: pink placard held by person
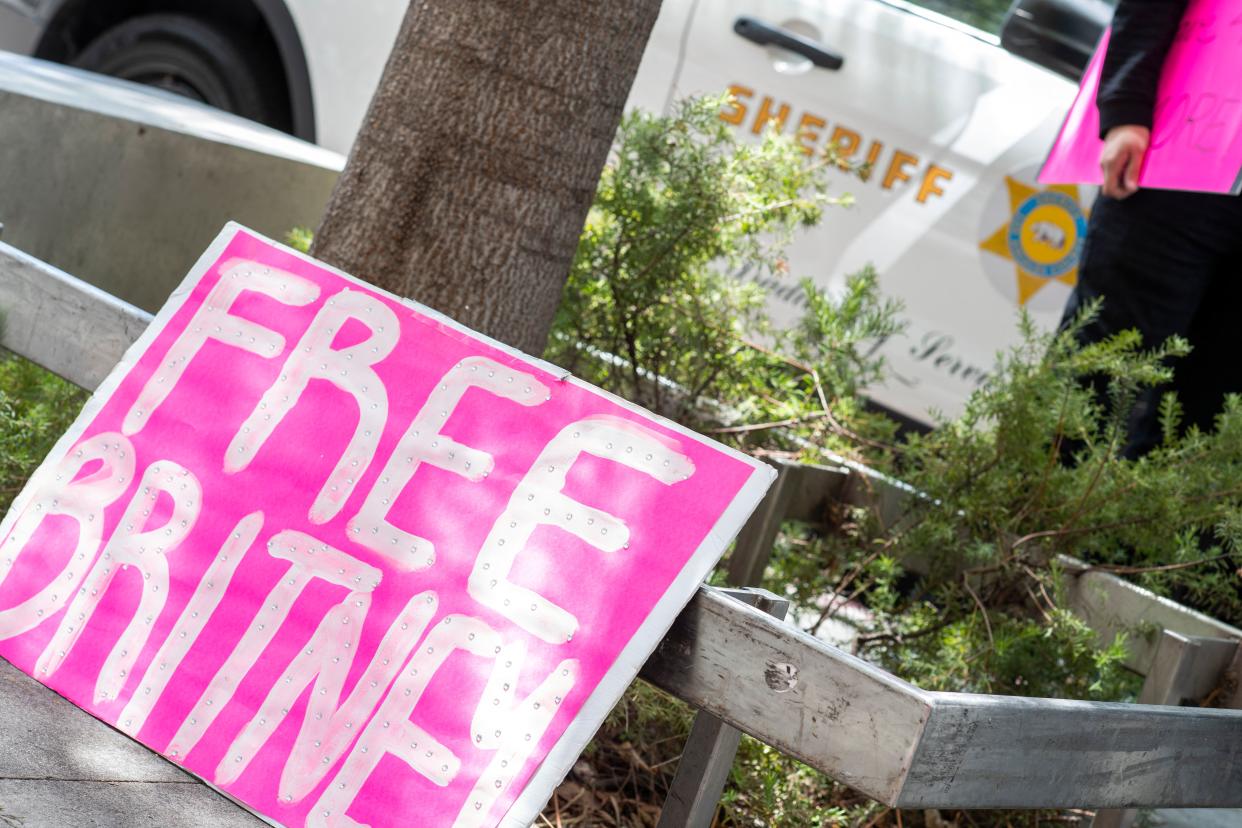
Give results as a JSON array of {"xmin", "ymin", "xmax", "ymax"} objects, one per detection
[
  {"xmin": 1040, "ymin": 0, "xmax": 1242, "ymax": 194},
  {"xmin": 0, "ymin": 224, "xmax": 774, "ymax": 828}
]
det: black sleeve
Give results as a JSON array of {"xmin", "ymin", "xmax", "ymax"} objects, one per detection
[{"xmin": 1096, "ymin": 0, "xmax": 1188, "ymax": 138}]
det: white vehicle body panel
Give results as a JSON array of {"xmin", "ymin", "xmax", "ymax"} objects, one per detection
[
  {"xmin": 670, "ymin": 0, "xmax": 1090, "ymax": 420},
  {"xmin": 284, "ymin": 0, "xmax": 407, "ymax": 154}
]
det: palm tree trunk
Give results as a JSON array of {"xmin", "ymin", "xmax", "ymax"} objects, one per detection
[{"xmin": 311, "ymin": 0, "xmax": 663, "ymax": 355}]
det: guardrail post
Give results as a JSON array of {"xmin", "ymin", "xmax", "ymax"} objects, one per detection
[
  {"xmin": 726, "ymin": 462, "xmax": 792, "ymax": 587},
  {"xmin": 656, "ymin": 587, "xmax": 790, "ymax": 828},
  {"xmin": 726, "ymin": 461, "xmax": 849, "ymax": 587},
  {"xmin": 1090, "ymin": 630, "xmax": 1240, "ymax": 828}
]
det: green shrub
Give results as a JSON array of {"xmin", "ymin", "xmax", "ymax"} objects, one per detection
[
  {"xmin": 0, "ymin": 352, "xmax": 85, "ymax": 514},
  {"xmin": 545, "ymin": 95, "xmax": 903, "ymax": 462},
  {"xmin": 826, "ymin": 307, "xmax": 1242, "ymax": 703}
]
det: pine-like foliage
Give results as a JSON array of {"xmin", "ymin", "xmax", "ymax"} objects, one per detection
[
  {"xmin": 813, "ymin": 304, "xmax": 1242, "ymax": 701},
  {"xmin": 545, "ymin": 96, "xmax": 902, "ymax": 456}
]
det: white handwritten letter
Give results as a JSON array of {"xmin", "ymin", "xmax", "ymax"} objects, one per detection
[
  {"xmin": 468, "ymin": 416, "xmax": 694, "ymax": 643},
  {"xmin": 122, "ymin": 260, "xmax": 320, "ymax": 435},
  {"xmin": 307, "ymin": 615, "xmax": 501, "ymax": 827},
  {"xmin": 215, "ymin": 590, "xmax": 439, "ymax": 801},
  {"xmin": 226, "ymin": 288, "xmax": 399, "ymax": 525},
  {"xmin": 35, "ymin": 460, "xmax": 202, "ymax": 706},
  {"xmin": 166, "ymin": 531, "xmax": 381, "ymax": 759},
  {"xmin": 118, "ymin": 511, "xmax": 264, "ymax": 736},
  {"xmin": 348, "ymin": 356, "xmax": 549, "ymax": 571},
  {"xmin": 0, "ymin": 433, "xmax": 135, "ymax": 639},
  {"xmin": 454, "ymin": 643, "xmax": 579, "ymax": 828}
]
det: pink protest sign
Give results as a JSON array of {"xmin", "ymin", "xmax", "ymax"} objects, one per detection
[
  {"xmin": 1040, "ymin": 0, "xmax": 1242, "ymax": 194},
  {"xmin": 0, "ymin": 224, "xmax": 772, "ymax": 827}
]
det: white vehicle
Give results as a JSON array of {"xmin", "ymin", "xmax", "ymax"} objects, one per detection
[{"xmin": 0, "ymin": 0, "xmax": 1110, "ymax": 423}]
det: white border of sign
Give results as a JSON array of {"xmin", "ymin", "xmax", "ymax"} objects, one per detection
[{"xmin": 2, "ymin": 222, "xmax": 775, "ymax": 828}]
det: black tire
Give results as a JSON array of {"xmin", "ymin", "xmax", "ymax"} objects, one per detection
[{"xmin": 71, "ymin": 13, "xmax": 286, "ymax": 129}]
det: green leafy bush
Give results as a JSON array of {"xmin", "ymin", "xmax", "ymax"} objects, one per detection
[
  {"xmin": 0, "ymin": 352, "xmax": 85, "ymax": 513},
  {"xmin": 545, "ymin": 95, "xmax": 902, "ymax": 463},
  {"xmin": 819, "ymin": 307, "xmax": 1241, "ymax": 702}
]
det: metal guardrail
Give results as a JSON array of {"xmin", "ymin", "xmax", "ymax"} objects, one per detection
[
  {"xmin": 4, "ymin": 241, "xmax": 1242, "ymax": 822},
  {"xmin": 723, "ymin": 451, "xmax": 1242, "ymax": 826}
]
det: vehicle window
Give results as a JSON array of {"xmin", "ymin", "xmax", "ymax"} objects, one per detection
[
  {"xmin": 905, "ymin": 0, "xmax": 1119, "ymax": 36},
  {"xmin": 904, "ymin": 0, "xmax": 1012, "ymax": 34}
]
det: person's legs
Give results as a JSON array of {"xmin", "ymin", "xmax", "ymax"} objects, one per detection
[
  {"xmin": 1060, "ymin": 189, "xmax": 1242, "ymax": 456},
  {"xmin": 1170, "ymin": 195, "xmax": 1242, "ymax": 436}
]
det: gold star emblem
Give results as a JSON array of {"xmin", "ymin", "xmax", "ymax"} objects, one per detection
[{"xmin": 980, "ymin": 177, "xmax": 1088, "ymax": 305}]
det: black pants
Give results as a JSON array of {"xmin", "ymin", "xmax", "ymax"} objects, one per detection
[{"xmin": 1060, "ymin": 188, "xmax": 1242, "ymax": 456}]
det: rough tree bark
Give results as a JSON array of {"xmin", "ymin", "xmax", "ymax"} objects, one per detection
[{"xmin": 310, "ymin": 0, "xmax": 663, "ymax": 356}]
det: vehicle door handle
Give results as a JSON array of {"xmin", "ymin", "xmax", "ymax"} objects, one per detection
[{"xmin": 733, "ymin": 16, "xmax": 845, "ymax": 70}]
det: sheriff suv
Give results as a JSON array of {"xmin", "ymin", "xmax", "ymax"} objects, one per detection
[{"xmin": 0, "ymin": 0, "xmax": 1110, "ymax": 423}]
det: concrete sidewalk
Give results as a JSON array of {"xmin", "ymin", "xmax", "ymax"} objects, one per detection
[{"xmin": 0, "ymin": 659, "xmax": 264, "ymax": 828}]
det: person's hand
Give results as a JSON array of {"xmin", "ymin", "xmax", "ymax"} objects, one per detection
[{"xmin": 1099, "ymin": 125, "xmax": 1150, "ymax": 199}]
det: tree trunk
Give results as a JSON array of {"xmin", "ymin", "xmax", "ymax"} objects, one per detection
[{"xmin": 310, "ymin": 0, "xmax": 663, "ymax": 356}]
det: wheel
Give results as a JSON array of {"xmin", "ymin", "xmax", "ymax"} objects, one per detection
[{"xmin": 71, "ymin": 13, "xmax": 287, "ymax": 129}]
